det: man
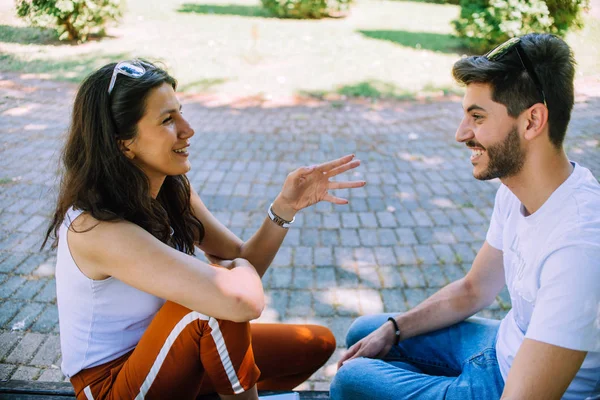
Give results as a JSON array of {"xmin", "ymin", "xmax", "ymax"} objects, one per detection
[{"xmin": 330, "ymin": 33, "xmax": 600, "ymax": 400}]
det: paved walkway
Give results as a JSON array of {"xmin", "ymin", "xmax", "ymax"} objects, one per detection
[{"xmin": 0, "ymin": 72, "xmax": 598, "ymax": 390}]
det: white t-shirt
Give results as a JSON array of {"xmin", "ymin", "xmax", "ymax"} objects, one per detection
[{"xmin": 487, "ymin": 162, "xmax": 600, "ymax": 400}]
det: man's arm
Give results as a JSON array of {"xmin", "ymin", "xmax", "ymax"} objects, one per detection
[
  {"xmin": 501, "ymin": 339, "xmax": 586, "ymax": 400},
  {"xmin": 394, "ymin": 241, "xmax": 505, "ymax": 340},
  {"xmin": 502, "ymin": 245, "xmax": 600, "ymax": 399},
  {"xmin": 339, "ymin": 241, "xmax": 505, "ymax": 365}
]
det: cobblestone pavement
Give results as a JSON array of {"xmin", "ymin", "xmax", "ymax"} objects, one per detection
[{"xmin": 0, "ymin": 72, "xmax": 598, "ymax": 390}]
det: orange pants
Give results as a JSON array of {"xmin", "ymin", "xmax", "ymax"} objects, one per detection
[{"xmin": 70, "ymin": 301, "xmax": 336, "ymax": 399}]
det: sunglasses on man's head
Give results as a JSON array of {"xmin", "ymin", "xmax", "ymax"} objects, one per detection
[
  {"xmin": 484, "ymin": 37, "xmax": 547, "ymax": 107},
  {"xmin": 107, "ymin": 60, "xmax": 147, "ymax": 95}
]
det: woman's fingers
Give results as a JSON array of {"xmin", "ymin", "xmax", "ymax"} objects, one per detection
[
  {"xmin": 323, "ymin": 194, "xmax": 349, "ymax": 205},
  {"xmin": 329, "ymin": 181, "xmax": 366, "ymax": 190},
  {"xmin": 327, "ymin": 159, "xmax": 361, "ymax": 177},
  {"xmin": 317, "ymin": 154, "xmax": 355, "ymax": 173},
  {"xmin": 289, "ymin": 165, "xmax": 316, "ymax": 180},
  {"xmin": 323, "ymin": 182, "xmax": 366, "ymax": 204},
  {"xmin": 283, "ymin": 156, "xmax": 365, "ymax": 208}
]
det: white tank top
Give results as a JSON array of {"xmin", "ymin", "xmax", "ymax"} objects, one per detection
[{"xmin": 56, "ymin": 208, "xmax": 166, "ymax": 377}]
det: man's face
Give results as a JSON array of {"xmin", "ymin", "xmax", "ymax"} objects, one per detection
[{"xmin": 455, "ymin": 83, "xmax": 526, "ymax": 180}]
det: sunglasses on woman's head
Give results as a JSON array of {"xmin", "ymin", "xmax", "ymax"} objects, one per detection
[
  {"xmin": 107, "ymin": 60, "xmax": 147, "ymax": 95},
  {"xmin": 484, "ymin": 37, "xmax": 547, "ymax": 107}
]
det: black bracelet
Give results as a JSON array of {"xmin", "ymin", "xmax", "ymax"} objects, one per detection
[{"xmin": 387, "ymin": 317, "xmax": 401, "ymax": 346}]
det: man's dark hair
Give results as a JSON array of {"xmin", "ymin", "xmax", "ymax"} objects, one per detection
[{"xmin": 452, "ymin": 33, "xmax": 575, "ymax": 149}]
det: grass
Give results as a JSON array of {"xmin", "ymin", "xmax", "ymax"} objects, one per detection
[
  {"xmin": 358, "ymin": 30, "xmax": 464, "ymax": 54},
  {"xmin": 301, "ymin": 80, "xmax": 416, "ymax": 101},
  {"xmin": 0, "ymin": 24, "xmax": 58, "ymax": 44},
  {"xmin": 301, "ymin": 80, "xmax": 462, "ymax": 101},
  {"xmin": 0, "ymin": 0, "xmax": 598, "ymax": 100},
  {"xmin": 177, "ymin": 3, "xmax": 273, "ymax": 17},
  {"xmin": 0, "ymin": 52, "xmax": 130, "ymax": 82},
  {"xmin": 178, "ymin": 77, "xmax": 231, "ymax": 92}
]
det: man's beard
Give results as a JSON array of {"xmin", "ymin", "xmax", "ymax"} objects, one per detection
[{"xmin": 474, "ymin": 126, "xmax": 526, "ymax": 181}]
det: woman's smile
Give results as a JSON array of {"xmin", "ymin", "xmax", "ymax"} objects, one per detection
[{"xmin": 173, "ymin": 144, "xmax": 190, "ymax": 157}]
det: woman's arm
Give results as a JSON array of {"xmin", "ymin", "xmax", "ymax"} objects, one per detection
[
  {"xmin": 192, "ymin": 155, "xmax": 366, "ymax": 277},
  {"xmin": 68, "ymin": 213, "xmax": 264, "ymax": 322},
  {"xmin": 190, "ymin": 190, "xmax": 288, "ymax": 277}
]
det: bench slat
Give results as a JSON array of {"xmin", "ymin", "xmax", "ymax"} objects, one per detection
[
  {"xmin": 0, "ymin": 381, "xmax": 329, "ymax": 399},
  {"xmin": 0, "ymin": 381, "xmax": 74, "ymax": 396},
  {"xmin": 0, "ymin": 394, "xmax": 75, "ymax": 400}
]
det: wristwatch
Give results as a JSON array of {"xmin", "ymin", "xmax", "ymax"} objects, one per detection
[{"xmin": 268, "ymin": 203, "xmax": 295, "ymax": 229}]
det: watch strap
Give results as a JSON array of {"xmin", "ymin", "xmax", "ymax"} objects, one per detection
[{"xmin": 268, "ymin": 203, "xmax": 295, "ymax": 229}]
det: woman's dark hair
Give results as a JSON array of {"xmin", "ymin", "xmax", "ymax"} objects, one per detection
[
  {"xmin": 452, "ymin": 33, "xmax": 575, "ymax": 149},
  {"xmin": 43, "ymin": 60, "xmax": 204, "ymax": 254}
]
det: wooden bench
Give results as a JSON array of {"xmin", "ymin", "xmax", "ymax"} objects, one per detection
[{"xmin": 0, "ymin": 381, "xmax": 330, "ymax": 399}]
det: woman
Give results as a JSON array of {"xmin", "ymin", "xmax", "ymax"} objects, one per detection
[{"xmin": 43, "ymin": 60, "xmax": 365, "ymax": 400}]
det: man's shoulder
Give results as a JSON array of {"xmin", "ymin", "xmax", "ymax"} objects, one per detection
[
  {"xmin": 569, "ymin": 163, "xmax": 600, "ymax": 201},
  {"xmin": 562, "ymin": 166, "xmax": 600, "ymax": 228},
  {"xmin": 545, "ymin": 199, "xmax": 600, "ymax": 253}
]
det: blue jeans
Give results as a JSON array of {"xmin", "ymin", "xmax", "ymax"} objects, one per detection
[{"xmin": 330, "ymin": 314, "xmax": 505, "ymax": 400}]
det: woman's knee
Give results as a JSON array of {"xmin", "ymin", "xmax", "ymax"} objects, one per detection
[
  {"xmin": 306, "ymin": 325, "xmax": 336, "ymax": 363},
  {"xmin": 319, "ymin": 325, "xmax": 337, "ymax": 351}
]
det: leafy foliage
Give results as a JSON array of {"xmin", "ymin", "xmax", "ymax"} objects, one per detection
[
  {"xmin": 545, "ymin": 0, "xmax": 588, "ymax": 33},
  {"xmin": 15, "ymin": 0, "xmax": 123, "ymax": 42},
  {"xmin": 260, "ymin": 0, "xmax": 353, "ymax": 19},
  {"xmin": 452, "ymin": 0, "xmax": 589, "ymax": 53}
]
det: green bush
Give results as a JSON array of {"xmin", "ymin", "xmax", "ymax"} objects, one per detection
[
  {"xmin": 545, "ymin": 0, "xmax": 588, "ymax": 33},
  {"xmin": 429, "ymin": 0, "xmax": 461, "ymax": 4},
  {"xmin": 260, "ymin": 0, "xmax": 352, "ymax": 19},
  {"xmin": 452, "ymin": 0, "xmax": 589, "ymax": 53},
  {"xmin": 15, "ymin": 0, "xmax": 123, "ymax": 42}
]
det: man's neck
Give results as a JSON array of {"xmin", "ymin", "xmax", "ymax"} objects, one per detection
[{"xmin": 501, "ymin": 149, "xmax": 573, "ymax": 216}]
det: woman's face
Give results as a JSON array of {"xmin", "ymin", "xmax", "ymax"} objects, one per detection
[{"xmin": 122, "ymin": 82, "xmax": 194, "ymax": 195}]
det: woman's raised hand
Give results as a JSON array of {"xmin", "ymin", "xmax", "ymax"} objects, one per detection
[{"xmin": 273, "ymin": 154, "xmax": 366, "ymax": 218}]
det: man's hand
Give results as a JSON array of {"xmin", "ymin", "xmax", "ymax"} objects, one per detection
[{"xmin": 337, "ymin": 320, "xmax": 396, "ymax": 369}]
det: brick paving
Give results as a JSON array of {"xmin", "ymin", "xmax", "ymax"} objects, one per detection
[{"xmin": 0, "ymin": 72, "xmax": 598, "ymax": 390}]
